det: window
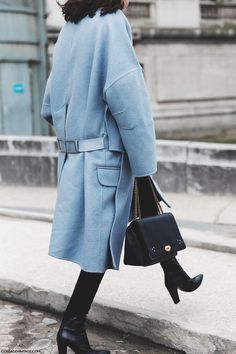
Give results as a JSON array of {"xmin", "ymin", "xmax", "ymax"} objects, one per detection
[
  {"xmin": 126, "ymin": 2, "xmax": 151, "ymax": 18},
  {"xmin": 200, "ymin": 0, "xmax": 236, "ymax": 20},
  {"xmin": 200, "ymin": 1, "xmax": 218, "ymax": 19}
]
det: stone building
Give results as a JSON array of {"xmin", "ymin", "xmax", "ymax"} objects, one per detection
[
  {"xmin": 0, "ymin": 0, "xmax": 48, "ymax": 135},
  {"xmin": 45, "ymin": 0, "xmax": 236, "ymax": 140}
]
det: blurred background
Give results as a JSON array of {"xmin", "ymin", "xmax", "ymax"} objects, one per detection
[
  {"xmin": 0, "ymin": 1, "xmax": 235, "ymax": 353},
  {"xmin": 0, "ymin": 0, "xmax": 235, "ymax": 193},
  {"xmin": 0, "ymin": 0, "xmax": 236, "ymax": 140}
]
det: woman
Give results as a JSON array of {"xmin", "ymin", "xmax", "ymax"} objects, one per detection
[{"xmin": 41, "ymin": 0, "xmax": 203, "ymax": 353}]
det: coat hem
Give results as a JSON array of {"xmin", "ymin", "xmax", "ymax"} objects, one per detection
[
  {"xmin": 108, "ymin": 152, "xmax": 135, "ymax": 269},
  {"xmin": 48, "ymin": 251, "xmax": 119, "ymax": 273}
]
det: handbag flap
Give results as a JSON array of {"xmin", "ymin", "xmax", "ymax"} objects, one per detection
[{"xmin": 131, "ymin": 212, "xmax": 186, "ymax": 260}]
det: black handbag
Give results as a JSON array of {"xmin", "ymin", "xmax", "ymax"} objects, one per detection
[{"xmin": 124, "ymin": 176, "xmax": 186, "ymax": 266}]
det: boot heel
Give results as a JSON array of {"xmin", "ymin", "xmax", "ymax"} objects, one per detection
[
  {"xmin": 57, "ymin": 338, "xmax": 67, "ymax": 354},
  {"xmin": 166, "ymin": 285, "xmax": 180, "ymax": 304}
]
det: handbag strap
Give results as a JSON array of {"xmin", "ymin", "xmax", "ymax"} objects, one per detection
[
  {"xmin": 134, "ymin": 178, "xmax": 142, "ymax": 218},
  {"xmin": 148, "ymin": 177, "xmax": 164, "ymax": 214},
  {"xmin": 134, "ymin": 177, "xmax": 164, "ymax": 219}
]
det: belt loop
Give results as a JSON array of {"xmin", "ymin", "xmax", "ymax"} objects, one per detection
[
  {"xmin": 75, "ymin": 140, "xmax": 80, "ymax": 152},
  {"xmin": 103, "ymin": 133, "xmax": 109, "ymax": 149}
]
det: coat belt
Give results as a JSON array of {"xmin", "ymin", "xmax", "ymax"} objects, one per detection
[{"xmin": 57, "ymin": 134, "xmax": 109, "ymax": 153}]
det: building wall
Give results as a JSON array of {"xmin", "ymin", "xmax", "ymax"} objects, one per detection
[
  {"xmin": 0, "ymin": 0, "xmax": 48, "ymax": 135},
  {"xmin": 45, "ymin": 0, "xmax": 64, "ymax": 29},
  {"xmin": 135, "ymin": 38, "xmax": 236, "ymax": 139},
  {"xmin": 157, "ymin": 0, "xmax": 200, "ymax": 28}
]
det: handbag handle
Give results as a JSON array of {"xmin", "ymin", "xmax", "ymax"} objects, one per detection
[{"xmin": 134, "ymin": 177, "xmax": 164, "ymax": 219}]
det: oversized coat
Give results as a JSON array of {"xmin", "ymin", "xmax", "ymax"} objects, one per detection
[{"xmin": 41, "ymin": 8, "xmax": 157, "ymax": 273}]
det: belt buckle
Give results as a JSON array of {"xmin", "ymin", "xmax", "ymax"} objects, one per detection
[
  {"xmin": 57, "ymin": 139, "xmax": 66, "ymax": 153},
  {"xmin": 65, "ymin": 140, "xmax": 77, "ymax": 153},
  {"xmin": 57, "ymin": 139, "xmax": 78, "ymax": 153}
]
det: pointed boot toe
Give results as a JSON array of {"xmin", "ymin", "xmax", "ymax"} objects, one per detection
[
  {"xmin": 179, "ymin": 273, "xmax": 203, "ymax": 292},
  {"xmin": 161, "ymin": 257, "xmax": 204, "ymax": 304}
]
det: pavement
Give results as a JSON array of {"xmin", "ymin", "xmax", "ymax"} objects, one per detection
[
  {"xmin": 0, "ymin": 299, "xmax": 181, "ymax": 353},
  {"xmin": 0, "ymin": 185, "xmax": 236, "ymax": 354}
]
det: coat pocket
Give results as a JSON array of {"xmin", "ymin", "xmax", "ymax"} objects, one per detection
[
  {"xmin": 96, "ymin": 167, "xmax": 121, "ymax": 187},
  {"xmin": 96, "ymin": 166, "xmax": 121, "ymax": 234}
]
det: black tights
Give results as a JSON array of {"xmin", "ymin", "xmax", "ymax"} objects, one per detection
[{"xmin": 62, "ymin": 269, "xmax": 105, "ymax": 324}]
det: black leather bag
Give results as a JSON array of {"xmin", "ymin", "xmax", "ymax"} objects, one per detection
[{"xmin": 124, "ymin": 176, "xmax": 186, "ymax": 266}]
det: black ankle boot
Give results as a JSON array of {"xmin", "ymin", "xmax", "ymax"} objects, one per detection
[
  {"xmin": 160, "ymin": 257, "xmax": 203, "ymax": 304},
  {"xmin": 57, "ymin": 313, "xmax": 110, "ymax": 354}
]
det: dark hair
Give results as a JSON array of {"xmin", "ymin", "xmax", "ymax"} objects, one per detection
[{"xmin": 56, "ymin": 0, "xmax": 125, "ymax": 24}]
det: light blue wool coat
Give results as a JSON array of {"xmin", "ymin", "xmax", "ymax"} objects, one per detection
[{"xmin": 41, "ymin": 8, "xmax": 157, "ymax": 273}]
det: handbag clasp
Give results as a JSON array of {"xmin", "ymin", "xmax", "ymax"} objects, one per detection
[{"xmin": 165, "ymin": 245, "xmax": 171, "ymax": 252}]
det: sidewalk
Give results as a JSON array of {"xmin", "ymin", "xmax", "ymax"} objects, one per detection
[
  {"xmin": 1, "ymin": 185, "xmax": 235, "ymax": 225},
  {"xmin": 0, "ymin": 185, "xmax": 236, "ymax": 254},
  {"xmin": 0, "ymin": 186, "xmax": 236, "ymax": 353}
]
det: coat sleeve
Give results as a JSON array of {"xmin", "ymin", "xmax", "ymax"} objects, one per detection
[
  {"xmin": 41, "ymin": 72, "xmax": 54, "ymax": 126},
  {"xmin": 104, "ymin": 67, "xmax": 157, "ymax": 177},
  {"xmin": 102, "ymin": 12, "xmax": 157, "ymax": 177}
]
